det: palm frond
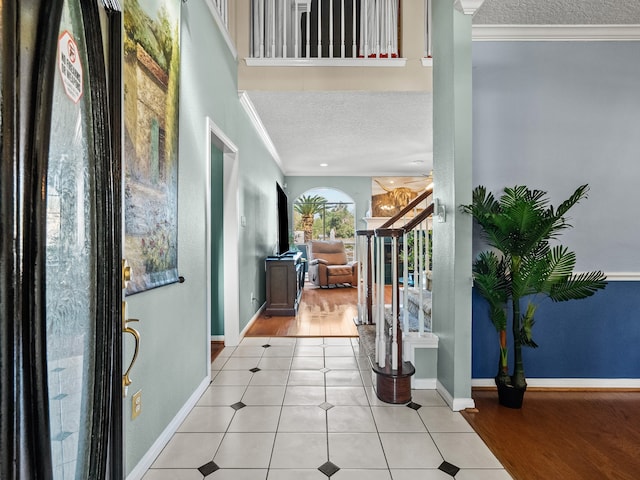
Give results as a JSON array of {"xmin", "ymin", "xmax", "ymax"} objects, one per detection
[
  {"xmin": 553, "ymin": 184, "xmax": 589, "ymax": 219},
  {"xmin": 549, "ymin": 271, "xmax": 607, "ymax": 301}
]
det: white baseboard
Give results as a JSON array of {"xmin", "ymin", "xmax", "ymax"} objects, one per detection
[
  {"xmin": 413, "ymin": 377, "xmax": 437, "ymax": 389},
  {"xmin": 436, "ymin": 380, "xmax": 475, "ymax": 412},
  {"xmin": 210, "ymin": 335, "xmax": 224, "ymax": 342},
  {"xmin": 238, "ymin": 302, "xmax": 265, "ymax": 340},
  {"xmin": 126, "ymin": 376, "xmax": 211, "ymax": 480},
  {"xmin": 472, "ymin": 378, "xmax": 640, "ymax": 389}
]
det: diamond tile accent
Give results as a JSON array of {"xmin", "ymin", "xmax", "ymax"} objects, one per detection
[
  {"xmin": 262, "ymin": 344, "xmax": 271, "ymax": 348},
  {"xmin": 231, "ymin": 401, "xmax": 246, "ymax": 410},
  {"xmin": 198, "ymin": 461, "xmax": 220, "ymax": 476},
  {"xmin": 407, "ymin": 401, "xmax": 422, "ymax": 410},
  {"xmin": 52, "ymin": 393, "xmax": 68, "ymax": 401},
  {"xmin": 52, "ymin": 367, "xmax": 65, "ymax": 372},
  {"xmin": 319, "ymin": 402, "xmax": 334, "ymax": 411},
  {"xmin": 320, "ymin": 367, "xmax": 330, "ymax": 373},
  {"xmin": 250, "ymin": 367, "xmax": 261, "ymax": 373},
  {"xmin": 318, "ymin": 460, "xmax": 340, "ymax": 477},
  {"xmin": 438, "ymin": 460, "xmax": 461, "ymax": 477}
]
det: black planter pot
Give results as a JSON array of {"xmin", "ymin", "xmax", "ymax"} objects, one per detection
[{"xmin": 495, "ymin": 380, "xmax": 526, "ymax": 409}]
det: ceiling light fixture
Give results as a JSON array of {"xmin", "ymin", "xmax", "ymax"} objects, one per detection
[{"xmin": 320, "ymin": 163, "xmax": 328, "ymax": 167}]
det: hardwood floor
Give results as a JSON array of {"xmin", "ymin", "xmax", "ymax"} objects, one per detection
[
  {"xmin": 214, "ymin": 288, "xmax": 640, "ymax": 479},
  {"xmin": 462, "ymin": 390, "xmax": 640, "ymax": 480},
  {"xmin": 245, "ymin": 283, "xmax": 359, "ymax": 337}
]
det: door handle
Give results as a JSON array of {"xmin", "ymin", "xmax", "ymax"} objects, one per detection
[{"xmin": 122, "ymin": 301, "xmax": 140, "ymax": 397}]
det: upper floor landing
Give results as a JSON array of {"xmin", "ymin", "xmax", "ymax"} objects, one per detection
[{"xmin": 222, "ymin": 0, "xmax": 433, "ymax": 92}]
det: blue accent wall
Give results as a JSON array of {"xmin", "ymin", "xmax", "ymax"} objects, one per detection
[{"xmin": 472, "ymin": 282, "xmax": 640, "ymax": 379}]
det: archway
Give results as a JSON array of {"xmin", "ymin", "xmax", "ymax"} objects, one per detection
[{"xmin": 293, "ymin": 187, "xmax": 357, "ymax": 261}]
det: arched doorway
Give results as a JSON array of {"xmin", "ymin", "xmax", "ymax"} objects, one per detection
[{"xmin": 293, "ymin": 187, "xmax": 356, "ymax": 261}]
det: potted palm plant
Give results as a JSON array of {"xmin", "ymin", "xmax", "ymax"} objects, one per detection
[{"xmin": 461, "ymin": 184, "xmax": 607, "ymax": 408}]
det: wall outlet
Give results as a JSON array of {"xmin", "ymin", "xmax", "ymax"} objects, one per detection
[{"xmin": 132, "ymin": 389, "xmax": 142, "ymax": 420}]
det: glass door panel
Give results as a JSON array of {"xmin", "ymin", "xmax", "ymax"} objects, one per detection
[{"xmin": 46, "ymin": 1, "xmax": 96, "ymax": 478}]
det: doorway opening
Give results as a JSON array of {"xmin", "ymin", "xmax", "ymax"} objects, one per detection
[{"xmin": 206, "ymin": 118, "xmax": 240, "ymax": 366}]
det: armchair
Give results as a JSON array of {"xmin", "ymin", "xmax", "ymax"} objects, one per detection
[{"xmin": 307, "ymin": 240, "xmax": 358, "ymax": 287}]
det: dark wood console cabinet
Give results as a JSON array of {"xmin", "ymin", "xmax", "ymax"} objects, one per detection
[{"xmin": 265, "ymin": 251, "xmax": 304, "ymax": 316}]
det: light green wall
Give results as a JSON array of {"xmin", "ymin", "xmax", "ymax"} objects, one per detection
[
  {"xmin": 125, "ymin": 1, "xmax": 283, "ymax": 474},
  {"xmin": 431, "ymin": 0, "xmax": 473, "ymax": 406},
  {"xmin": 414, "ymin": 349, "xmax": 438, "ymax": 380},
  {"xmin": 284, "ymin": 176, "xmax": 372, "ymax": 233}
]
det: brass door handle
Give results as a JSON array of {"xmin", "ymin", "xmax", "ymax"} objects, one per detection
[{"xmin": 122, "ymin": 301, "xmax": 140, "ymax": 397}]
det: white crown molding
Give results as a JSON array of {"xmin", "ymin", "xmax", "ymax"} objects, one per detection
[
  {"xmin": 238, "ymin": 92, "xmax": 283, "ymax": 170},
  {"xmin": 204, "ymin": 0, "xmax": 238, "ymax": 59},
  {"xmin": 472, "ymin": 24, "xmax": 640, "ymax": 41},
  {"xmin": 244, "ymin": 57, "xmax": 407, "ymax": 67},
  {"xmin": 454, "ymin": 0, "xmax": 486, "ymax": 16}
]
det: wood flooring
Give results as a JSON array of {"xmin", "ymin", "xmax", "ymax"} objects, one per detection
[
  {"xmin": 245, "ymin": 284, "xmax": 359, "ymax": 337},
  {"xmin": 462, "ymin": 390, "xmax": 640, "ymax": 480}
]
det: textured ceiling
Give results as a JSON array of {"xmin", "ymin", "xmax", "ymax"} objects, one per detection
[
  {"xmin": 474, "ymin": 0, "xmax": 640, "ymax": 25},
  {"xmin": 247, "ymin": 91, "xmax": 433, "ymax": 177},
  {"xmin": 249, "ymin": 1, "xmax": 636, "ymax": 178}
]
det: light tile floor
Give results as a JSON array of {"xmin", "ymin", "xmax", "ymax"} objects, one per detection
[{"xmin": 143, "ymin": 337, "xmax": 512, "ymax": 479}]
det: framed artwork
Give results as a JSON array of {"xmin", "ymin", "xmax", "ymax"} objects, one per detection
[
  {"xmin": 123, "ymin": 0, "xmax": 180, "ymax": 294},
  {"xmin": 371, "ymin": 176, "xmax": 432, "ymax": 217}
]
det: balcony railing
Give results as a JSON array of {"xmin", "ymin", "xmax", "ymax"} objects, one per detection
[{"xmin": 249, "ymin": 0, "xmax": 401, "ymax": 63}]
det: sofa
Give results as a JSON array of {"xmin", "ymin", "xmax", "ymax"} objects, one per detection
[{"xmin": 307, "ymin": 240, "xmax": 358, "ymax": 287}]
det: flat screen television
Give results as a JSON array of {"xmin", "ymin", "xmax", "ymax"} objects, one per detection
[{"xmin": 276, "ymin": 182, "xmax": 290, "ymax": 255}]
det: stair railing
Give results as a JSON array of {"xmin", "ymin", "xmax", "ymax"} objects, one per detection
[{"xmin": 355, "ymin": 187, "xmax": 433, "ymax": 374}]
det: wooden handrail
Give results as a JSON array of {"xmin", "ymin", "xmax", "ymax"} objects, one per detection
[
  {"xmin": 402, "ymin": 203, "xmax": 434, "ymax": 233},
  {"xmin": 379, "ymin": 185, "xmax": 433, "ymax": 229}
]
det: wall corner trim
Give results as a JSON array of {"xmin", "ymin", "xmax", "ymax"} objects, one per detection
[
  {"xmin": 238, "ymin": 91, "xmax": 283, "ymax": 170},
  {"xmin": 436, "ymin": 380, "xmax": 476, "ymax": 411}
]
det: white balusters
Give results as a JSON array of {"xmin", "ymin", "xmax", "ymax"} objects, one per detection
[
  {"xmin": 305, "ymin": 2, "xmax": 311, "ymax": 57},
  {"xmin": 402, "ymin": 231, "xmax": 409, "ymax": 333},
  {"xmin": 391, "ymin": 235, "xmax": 398, "ymax": 371},
  {"xmin": 352, "ymin": 0, "xmax": 357, "ymax": 57},
  {"xmin": 340, "ymin": 0, "xmax": 345, "ymax": 58},
  {"xmin": 418, "ymin": 222, "xmax": 425, "ymax": 335},
  {"xmin": 375, "ymin": 0, "xmax": 380, "ymax": 57},
  {"xmin": 249, "ymin": 0, "xmax": 401, "ymax": 61},
  {"xmin": 259, "ymin": 0, "xmax": 265, "ymax": 57},
  {"xmin": 329, "ymin": 0, "xmax": 334, "ymax": 57},
  {"xmin": 212, "ymin": 0, "xmax": 228, "ymax": 27},
  {"xmin": 317, "ymin": 0, "xmax": 322, "ymax": 57},
  {"xmin": 283, "ymin": 0, "xmax": 288, "ymax": 57},
  {"xmin": 425, "ymin": 0, "xmax": 432, "ymax": 58},
  {"xmin": 271, "ymin": 0, "xmax": 276, "ymax": 57},
  {"xmin": 376, "ymin": 236, "xmax": 385, "ymax": 368}
]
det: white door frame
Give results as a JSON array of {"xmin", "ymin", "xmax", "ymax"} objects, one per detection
[{"xmin": 205, "ymin": 117, "xmax": 240, "ymax": 375}]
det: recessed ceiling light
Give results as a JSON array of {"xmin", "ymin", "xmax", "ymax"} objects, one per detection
[
  {"xmin": 411, "ymin": 160, "xmax": 425, "ymax": 165},
  {"xmin": 320, "ymin": 163, "xmax": 328, "ymax": 167}
]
